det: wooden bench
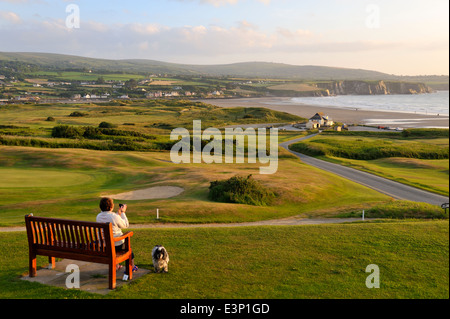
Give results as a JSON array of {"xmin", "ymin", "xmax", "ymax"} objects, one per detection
[{"xmin": 25, "ymin": 214, "xmax": 134, "ymax": 289}]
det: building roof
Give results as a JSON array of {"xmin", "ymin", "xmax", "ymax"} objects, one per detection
[
  {"xmin": 310, "ymin": 113, "xmax": 333, "ymax": 122},
  {"xmin": 310, "ymin": 113, "xmax": 322, "ymax": 120}
]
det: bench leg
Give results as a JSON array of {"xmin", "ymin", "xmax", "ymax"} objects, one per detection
[
  {"xmin": 29, "ymin": 253, "xmax": 37, "ymax": 277},
  {"xmin": 48, "ymin": 257, "xmax": 55, "ymax": 269},
  {"xmin": 109, "ymin": 262, "xmax": 116, "ymax": 289},
  {"xmin": 127, "ymin": 255, "xmax": 133, "ymax": 280}
]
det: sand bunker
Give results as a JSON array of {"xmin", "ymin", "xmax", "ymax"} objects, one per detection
[{"xmin": 103, "ymin": 186, "xmax": 184, "ymax": 200}]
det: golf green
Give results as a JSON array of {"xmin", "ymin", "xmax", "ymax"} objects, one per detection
[{"xmin": 0, "ymin": 168, "xmax": 93, "ymax": 188}]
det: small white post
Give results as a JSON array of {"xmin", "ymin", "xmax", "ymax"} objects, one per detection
[
  {"xmin": 362, "ymin": 210, "xmax": 365, "ymax": 221},
  {"xmin": 156, "ymin": 208, "xmax": 160, "ymax": 220}
]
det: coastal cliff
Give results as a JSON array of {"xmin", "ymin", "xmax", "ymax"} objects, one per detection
[{"xmin": 313, "ymin": 80, "xmax": 434, "ymax": 96}]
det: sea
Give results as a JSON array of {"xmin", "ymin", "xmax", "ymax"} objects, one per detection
[{"xmin": 288, "ymin": 90, "xmax": 449, "ymax": 116}]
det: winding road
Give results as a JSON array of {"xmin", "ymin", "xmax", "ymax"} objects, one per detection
[{"xmin": 280, "ymin": 134, "xmax": 449, "ymax": 206}]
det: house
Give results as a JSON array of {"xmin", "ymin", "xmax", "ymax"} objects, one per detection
[
  {"xmin": 306, "ymin": 121, "xmax": 321, "ymax": 129},
  {"xmin": 14, "ymin": 96, "xmax": 40, "ymax": 102},
  {"xmin": 146, "ymin": 91, "xmax": 163, "ymax": 98},
  {"xmin": 307, "ymin": 113, "xmax": 334, "ymax": 128}
]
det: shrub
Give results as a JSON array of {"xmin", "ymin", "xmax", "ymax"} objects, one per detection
[
  {"xmin": 46, "ymin": 116, "xmax": 55, "ymax": 122},
  {"xmin": 208, "ymin": 175, "xmax": 276, "ymax": 206},
  {"xmin": 83, "ymin": 126, "xmax": 103, "ymax": 139},
  {"xmin": 51, "ymin": 125, "xmax": 84, "ymax": 139},
  {"xmin": 99, "ymin": 122, "xmax": 117, "ymax": 129},
  {"xmin": 69, "ymin": 111, "xmax": 87, "ymax": 117}
]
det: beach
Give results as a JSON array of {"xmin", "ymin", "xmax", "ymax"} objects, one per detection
[{"xmin": 198, "ymin": 97, "xmax": 449, "ymax": 128}]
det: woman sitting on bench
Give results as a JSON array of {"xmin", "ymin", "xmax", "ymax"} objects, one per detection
[{"xmin": 96, "ymin": 197, "xmax": 138, "ymax": 276}]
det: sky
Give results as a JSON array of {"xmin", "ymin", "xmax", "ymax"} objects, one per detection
[{"xmin": 0, "ymin": 0, "xmax": 448, "ymax": 75}]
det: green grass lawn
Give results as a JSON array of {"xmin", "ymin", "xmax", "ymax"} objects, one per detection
[
  {"xmin": 0, "ymin": 220, "xmax": 447, "ymax": 299},
  {"xmin": 325, "ymin": 157, "xmax": 449, "ymax": 196}
]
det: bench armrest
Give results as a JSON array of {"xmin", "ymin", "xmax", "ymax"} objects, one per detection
[{"xmin": 113, "ymin": 231, "xmax": 134, "ymax": 243}]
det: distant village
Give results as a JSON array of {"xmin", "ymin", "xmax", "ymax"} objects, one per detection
[{"xmin": 0, "ymin": 73, "xmax": 226, "ymax": 104}]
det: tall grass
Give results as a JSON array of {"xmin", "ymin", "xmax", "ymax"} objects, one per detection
[
  {"xmin": 290, "ymin": 137, "xmax": 449, "ymax": 160},
  {"xmin": 339, "ymin": 201, "xmax": 448, "ymax": 219},
  {"xmin": 322, "ymin": 128, "xmax": 449, "ymax": 139}
]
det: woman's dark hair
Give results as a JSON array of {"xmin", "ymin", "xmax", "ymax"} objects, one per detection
[{"xmin": 100, "ymin": 197, "xmax": 114, "ymax": 211}]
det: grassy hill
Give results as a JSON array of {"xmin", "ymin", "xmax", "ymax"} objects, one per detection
[{"xmin": 2, "ymin": 52, "xmax": 447, "ymax": 83}]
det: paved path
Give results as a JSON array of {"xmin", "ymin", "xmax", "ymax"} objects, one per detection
[
  {"xmin": 281, "ymin": 134, "xmax": 449, "ymax": 206},
  {"xmin": 0, "ymin": 217, "xmax": 368, "ymax": 232}
]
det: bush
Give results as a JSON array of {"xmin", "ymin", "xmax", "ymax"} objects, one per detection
[
  {"xmin": 83, "ymin": 126, "xmax": 103, "ymax": 139},
  {"xmin": 51, "ymin": 125, "xmax": 84, "ymax": 139},
  {"xmin": 69, "ymin": 111, "xmax": 87, "ymax": 117},
  {"xmin": 45, "ymin": 116, "xmax": 55, "ymax": 122},
  {"xmin": 208, "ymin": 175, "xmax": 276, "ymax": 206},
  {"xmin": 99, "ymin": 122, "xmax": 117, "ymax": 129}
]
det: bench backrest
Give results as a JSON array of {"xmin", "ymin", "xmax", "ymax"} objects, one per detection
[{"xmin": 25, "ymin": 215, "xmax": 115, "ymax": 258}]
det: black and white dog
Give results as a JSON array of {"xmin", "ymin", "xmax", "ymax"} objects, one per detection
[{"xmin": 152, "ymin": 245, "xmax": 169, "ymax": 273}]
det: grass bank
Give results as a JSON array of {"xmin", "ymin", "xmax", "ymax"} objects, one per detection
[{"xmin": 0, "ymin": 220, "xmax": 447, "ymax": 299}]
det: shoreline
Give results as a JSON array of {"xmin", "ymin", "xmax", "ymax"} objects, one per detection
[{"xmin": 198, "ymin": 97, "xmax": 449, "ymax": 128}]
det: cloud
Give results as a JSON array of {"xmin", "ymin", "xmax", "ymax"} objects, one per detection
[
  {"xmin": 277, "ymin": 27, "xmax": 313, "ymax": 39},
  {"xmin": 0, "ymin": 11, "xmax": 21, "ymax": 24},
  {"xmin": 0, "ymin": 0, "xmax": 46, "ymax": 3},
  {"xmin": 174, "ymin": 0, "xmax": 270, "ymax": 6},
  {"xmin": 0, "ymin": 17, "xmax": 386, "ymax": 58},
  {"xmin": 200, "ymin": 0, "xmax": 239, "ymax": 5},
  {"xmin": 1, "ymin": 15, "xmax": 446, "ymax": 71}
]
